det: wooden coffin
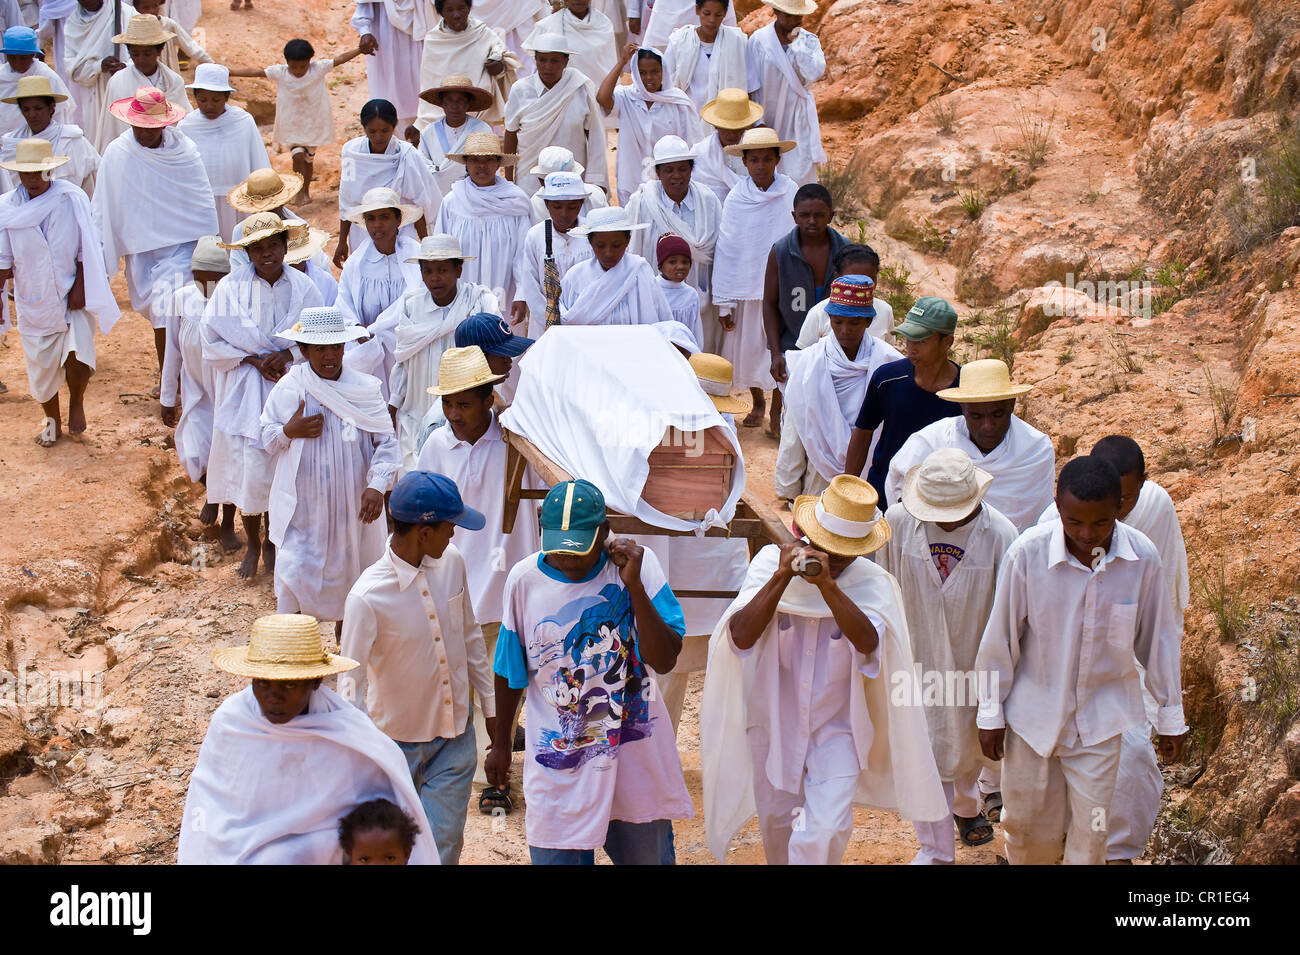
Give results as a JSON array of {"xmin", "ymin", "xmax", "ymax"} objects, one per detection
[{"xmin": 642, "ymin": 426, "xmax": 737, "ymax": 520}]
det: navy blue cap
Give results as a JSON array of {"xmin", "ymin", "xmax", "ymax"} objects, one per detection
[
  {"xmin": 389, "ymin": 471, "xmax": 485, "ymax": 529},
  {"xmin": 454, "ymin": 311, "xmax": 534, "ymax": 358}
]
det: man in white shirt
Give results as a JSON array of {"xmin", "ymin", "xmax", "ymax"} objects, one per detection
[
  {"xmin": 341, "ymin": 469, "xmax": 496, "ymax": 866},
  {"xmin": 974, "ymin": 456, "xmax": 1188, "ymax": 865}
]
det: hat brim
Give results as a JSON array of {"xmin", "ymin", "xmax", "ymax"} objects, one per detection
[
  {"xmin": 426, "ymin": 371, "xmax": 506, "ymax": 396},
  {"xmin": 709, "ymin": 393, "xmax": 752, "ymax": 414},
  {"xmin": 792, "ymin": 495, "xmax": 892, "ymax": 557},
  {"xmin": 541, "ymin": 525, "xmax": 600, "ymax": 556},
  {"xmin": 1, "ymin": 45, "xmax": 44, "ymax": 57},
  {"xmin": 219, "ymin": 224, "xmax": 290, "ymax": 249},
  {"xmin": 540, "ymin": 189, "xmax": 589, "ymax": 201},
  {"xmin": 108, "ymin": 97, "xmax": 185, "ymax": 127},
  {"xmin": 445, "ymin": 150, "xmax": 519, "ymax": 165},
  {"xmin": 530, "ymin": 159, "xmax": 585, "ymax": 176},
  {"xmin": 723, "ymin": 138, "xmax": 797, "ymax": 156},
  {"xmin": 891, "ymin": 320, "xmax": 953, "ymax": 341},
  {"xmin": 764, "ymin": 0, "xmax": 818, "ymax": 14},
  {"xmin": 935, "ymin": 383, "xmax": 1034, "ymax": 403},
  {"xmin": 210, "ymin": 645, "xmax": 359, "ymax": 680},
  {"xmin": 651, "ymin": 152, "xmax": 697, "ymax": 166},
  {"xmin": 418, "ymin": 85, "xmax": 494, "ymax": 112},
  {"xmin": 186, "ymin": 82, "xmax": 236, "ymax": 93},
  {"xmin": 699, "ymin": 99, "xmax": 764, "ymax": 130},
  {"xmin": 284, "ymin": 229, "xmax": 331, "ymax": 265},
  {"xmin": 227, "ymin": 172, "xmax": 304, "ymax": 212},
  {"xmin": 276, "ymin": 325, "xmax": 370, "ymax": 345},
  {"xmin": 899, "ymin": 464, "xmax": 994, "ymax": 523},
  {"xmin": 405, "ymin": 251, "xmax": 476, "ymax": 263},
  {"xmin": 570, "ymin": 222, "xmax": 650, "ymax": 236},
  {"xmin": 344, "ymin": 201, "xmax": 424, "ymax": 228},
  {"xmin": 112, "ymin": 30, "xmax": 175, "ymax": 45},
  {"xmin": 0, "ymin": 155, "xmax": 69, "ymax": 172},
  {"xmin": 1, "ymin": 89, "xmax": 69, "ymax": 104},
  {"xmin": 825, "ymin": 303, "xmax": 877, "ymax": 319},
  {"xmin": 480, "ymin": 334, "xmax": 534, "ymax": 357}
]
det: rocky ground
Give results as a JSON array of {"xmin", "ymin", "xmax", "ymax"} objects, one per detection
[{"xmin": 2, "ymin": 0, "xmax": 1298, "ymax": 864}]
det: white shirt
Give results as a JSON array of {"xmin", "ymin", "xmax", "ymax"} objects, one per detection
[
  {"xmin": 974, "ymin": 520, "xmax": 1188, "ymax": 756},
  {"xmin": 342, "ymin": 543, "xmax": 495, "ymax": 743}
]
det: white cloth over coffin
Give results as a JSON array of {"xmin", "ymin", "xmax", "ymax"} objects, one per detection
[
  {"xmin": 524, "ymin": 8, "xmax": 616, "ymax": 85},
  {"xmin": 557, "ymin": 252, "xmax": 671, "ymax": 327},
  {"xmin": 0, "ymin": 120, "xmax": 99, "ymax": 195},
  {"xmin": 351, "ymin": 0, "xmax": 430, "ymax": 125},
  {"xmin": 177, "ymin": 105, "xmax": 271, "ymax": 243},
  {"xmin": 177, "ymin": 684, "xmax": 439, "ymax": 865},
  {"xmin": 512, "ymin": 219, "xmax": 593, "ymax": 339},
  {"xmin": 162, "ymin": 283, "xmax": 216, "ymax": 481},
  {"xmin": 336, "ymin": 234, "xmax": 421, "ymax": 329},
  {"xmin": 625, "ymin": 178, "xmax": 720, "ymax": 304},
  {"xmin": 700, "ymin": 544, "xmax": 948, "ymax": 860},
  {"xmin": 101, "ymin": 61, "xmax": 189, "ymax": 143},
  {"xmin": 747, "ymin": 23, "xmax": 825, "ymax": 185},
  {"xmin": 433, "ymin": 175, "xmax": 531, "ymax": 307},
  {"xmin": 661, "ymin": 23, "xmax": 746, "ymax": 112},
  {"xmin": 500, "ymin": 323, "xmax": 745, "ymax": 531},
  {"xmin": 887, "ymin": 415, "xmax": 1056, "ymax": 533},
  {"xmin": 690, "ymin": 130, "xmax": 745, "ymax": 208},
  {"xmin": 606, "ymin": 65, "xmax": 699, "ymax": 204},
  {"xmin": 339, "ymin": 135, "xmax": 442, "ymax": 236},
  {"xmin": 417, "ymin": 114, "xmax": 491, "ymax": 196},
  {"xmin": 62, "ymin": 1, "xmax": 137, "ymax": 149},
  {"xmin": 261, "ymin": 363, "xmax": 400, "ymax": 621},
  {"xmin": 416, "ymin": 17, "xmax": 517, "ymax": 128},
  {"xmin": 0, "ymin": 59, "xmax": 74, "ymax": 132},
  {"xmin": 503, "ymin": 68, "xmax": 608, "ymax": 189}
]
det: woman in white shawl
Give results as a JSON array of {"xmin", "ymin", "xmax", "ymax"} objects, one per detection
[
  {"xmin": 433, "ymin": 130, "xmax": 531, "ymax": 308},
  {"xmin": 351, "ymin": 0, "xmax": 431, "ymax": 130},
  {"xmin": 691, "ymin": 86, "xmax": 758, "ymax": 209},
  {"xmin": 261, "ymin": 307, "xmax": 401, "ymax": 624},
  {"xmin": 415, "ymin": 0, "xmax": 517, "ymax": 129},
  {"xmin": 0, "ymin": 74, "xmax": 97, "ymax": 194},
  {"xmin": 61, "ymin": 0, "xmax": 136, "ymax": 151},
  {"xmin": 335, "ymin": 97, "xmax": 441, "ymax": 268},
  {"xmin": 524, "ymin": 0, "xmax": 615, "ymax": 84},
  {"xmin": 596, "ymin": 43, "xmax": 699, "ymax": 204},
  {"xmin": 0, "ymin": 29, "xmax": 75, "ymax": 131},
  {"xmin": 503, "ymin": 33, "xmax": 607, "ymax": 191},
  {"xmin": 416, "ymin": 74, "xmax": 492, "ymax": 196},
  {"xmin": 712, "ymin": 126, "xmax": 795, "ymax": 428},
  {"xmin": 469, "ymin": 0, "xmax": 544, "ymax": 70},
  {"xmin": 337, "ymin": 186, "xmax": 422, "ymax": 335},
  {"xmin": 176, "ymin": 64, "xmax": 270, "ymax": 242},
  {"xmin": 747, "ymin": 2, "xmax": 826, "ymax": 186},
  {"xmin": 202, "ymin": 212, "xmax": 324, "ymax": 582},
  {"xmin": 660, "ymin": 0, "xmax": 746, "ymax": 113},
  {"xmin": 558, "ymin": 205, "xmax": 671, "ymax": 327}
]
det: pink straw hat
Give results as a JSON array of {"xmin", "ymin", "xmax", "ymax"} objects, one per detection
[{"xmin": 108, "ymin": 85, "xmax": 186, "ymax": 129}]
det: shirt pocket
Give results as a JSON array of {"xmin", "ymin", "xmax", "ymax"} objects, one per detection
[{"xmin": 1093, "ymin": 603, "xmax": 1139, "ymax": 684}]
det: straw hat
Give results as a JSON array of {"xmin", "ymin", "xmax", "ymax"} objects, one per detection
[
  {"xmin": 344, "ymin": 185, "xmax": 423, "ymax": 228},
  {"xmin": 427, "ymin": 345, "xmax": 506, "ymax": 396},
  {"xmin": 936, "ymin": 358, "xmax": 1033, "ymax": 403},
  {"xmin": 212, "ymin": 613, "xmax": 359, "ymax": 680},
  {"xmin": 900, "ymin": 448, "xmax": 994, "ymax": 523},
  {"xmin": 108, "ymin": 85, "xmax": 186, "ymax": 128},
  {"xmin": 278, "ymin": 306, "xmax": 369, "ymax": 345},
  {"xmin": 0, "ymin": 138, "xmax": 69, "ymax": 173},
  {"xmin": 418, "ymin": 73, "xmax": 493, "ymax": 111},
  {"xmin": 529, "ymin": 144, "xmax": 584, "ymax": 177},
  {"xmin": 689, "ymin": 353, "xmax": 751, "ymax": 414},
  {"xmin": 793, "ymin": 475, "xmax": 891, "ymax": 557},
  {"xmin": 283, "ymin": 223, "xmax": 330, "ymax": 265},
  {"xmin": 1, "ymin": 75, "xmax": 68, "ymax": 105},
  {"xmin": 700, "ymin": 88, "xmax": 763, "ymax": 130},
  {"xmin": 764, "ymin": 0, "xmax": 818, "ymax": 15},
  {"xmin": 405, "ymin": 232, "xmax": 475, "ymax": 262},
  {"xmin": 570, "ymin": 205, "xmax": 649, "ymax": 236},
  {"xmin": 227, "ymin": 167, "xmax": 304, "ymax": 213},
  {"xmin": 220, "ymin": 211, "xmax": 289, "ymax": 249},
  {"xmin": 724, "ymin": 125, "xmax": 796, "ymax": 156},
  {"xmin": 445, "ymin": 130, "xmax": 517, "ymax": 165},
  {"xmin": 112, "ymin": 13, "xmax": 174, "ymax": 46}
]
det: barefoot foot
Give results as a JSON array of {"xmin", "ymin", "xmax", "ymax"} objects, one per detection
[
  {"xmin": 199, "ymin": 502, "xmax": 219, "ymax": 524},
  {"xmin": 237, "ymin": 543, "xmax": 261, "ymax": 580},
  {"xmin": 67, "ymin": 403, "xmax": 86, "ymax": 435},
  {"xmin": 220, "ymin": 526, "xmax": 243, "ymax": 553},
  {"xmin": 35, "ymin": 416, "xmax": 59, "ymax": 448},
  {"xmin": 262, "ymin": 540, "xmax": 276, "ymax": 574}
]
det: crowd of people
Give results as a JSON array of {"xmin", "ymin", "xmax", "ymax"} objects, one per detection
[{"xmin": 0, "ymin": 0, "xmax": 1189, "ymax": 866}]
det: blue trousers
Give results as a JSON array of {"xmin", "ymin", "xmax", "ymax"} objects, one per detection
[
  {"xmin": 529, "ymin": 819, "xmax": 676, "ymax": 865},
  {"xmin": 396, "ymin": 718, "xmax": 477, "ymax": 866}
]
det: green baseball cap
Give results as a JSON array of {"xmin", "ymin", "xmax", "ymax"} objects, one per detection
[
  {"xmin": 894, "ymin": 296, "xmax": 958, "ymax": 340},
  {"xmin": 540, "ymin": 480, "xmax": 607, "ymax": 555}
]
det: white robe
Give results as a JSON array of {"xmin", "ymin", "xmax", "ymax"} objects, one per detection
[
  {"xmin": 61, "ymin": 0, "xmax": 137, "ymax": 149},
  {"xmin": 607, "ymin": 75, "xmax": 700, "ymax": 204},
  {"xmin": 558, "ymin": 252, "xmax": 671, "ymax": 327},
  {"xmin": 168, "ymin": 0, "xmax": 201, "ymax": 32},
  {"xmin": 503, "ymin": 67, "xmax": 608, "ymax": 189},
  {"xmin": 338, "ymin": 134, "xmax": 442, "ymax": 238},
  {"xmin": 747, "ymin": 23, "xmax": 826, "ymax": 185},
  {"xmin": 432, "ymin": 174, "xmax": 531, "ymax": 307},
  {"xmin": 351, "ymin": 0, "xmax": 432, "ymax": 126},
  {"xmin": 470, "ymin": 0, "xmax": 544, "ymax": 68},
  {"xmin": 700, "ymin": 544, "xmax": 949, "ymax": 861},
  {"xmin": 662, "ymin": 23, "xmax": 747, "ymax": 113},
  {"xmin": 655, "ymin": 276, "xmax": 701, "ymax": 347},
  {"xmin": 177, "ymin": 685, "xmax": 439, "ymax": 865},
  {"xmin": 0, "ymin": 120, "xmax": 98, "ymax": 195},
  {"xmin": 524, "ymin": 8, "xmax": 616, "ymax": 85},
  {"xmin": 101, "ymin": 60, "xmax": 189, "ymax": 145},
  {"xmin": 177, "ymin": 105, "xmax": 271, "ymax": 243},
  {"xmin": 0, "ymin": 58, "xmax": 74, "ymax": 132},
  {"xmin": 512, "ymin": 218, "xmax": 593, "ymax": 339},
  {"xmin": 161, "ymin": 282, "xmax": 215, "ymax": 482},
  {"xmin": 691, "ymin": 130, "xmax": 745, "ymax": 208},
  {"xmin": 335, "ymin": 233, "xmax": 421, "ymax": 329},
  {"xmin": 415, "ymin": 17, "xmax": 517, "ymax": 128},
  {"xmin": 625, "ymin": 178, "xmax": 720, "ymax": 305},
  {"xmin": 644, "ymin": 0, "xmax": 736, "ymax": 52},
  {"xmin": 417, "ymin": 114, "xmax": 491, "ymax": 196},
  {"xmin": 261, "ymin": 363, "xmax": 400, "ymax": 621}
]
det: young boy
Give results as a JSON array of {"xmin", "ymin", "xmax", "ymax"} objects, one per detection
[
  {"xmin": 776, "ymin": 274, "xmax": 900, "ymax": 501},
  {"xmin": 339, "ymin": 799, "xmax": 420, "ymax": 865},
  {"xmin": 511, "ymin": 169, "xmax": 595, "ymax": 338},
  {"xmin": 228, "ymin": 38, "xmax": 364, "ymax": 202},
  {"xmin": 415, "ymin": 74, "xmax": 493, "ymax": 196},
  {"xmin": 102, "ymin": 14, "xmax": 188, "ymax": 141},
  {"xmin": 877, "ymin": 448, "xmax": 1019, "ymax": 863},
  {"xmin": 558, "ymin": 205, "xmax": 671, "ymax": 326},
  {"xmin": 487, "ymin": 479, "xmax": 693, "ymax": 864},
  {"xmin": 130, "ymin": 0, "xmax": 210, "ymax": 75},
  {"xmin": 653, "ymin": 233, "xmax": 702, "ymax": 348},
  {"xmin": 975, "ymin": 456, "xmax": 1188, "ymax": 865},
  {"xmin": 795, "ymin": 243, "xmax": 894, "ymax": 348},
  {"xmin": 0, "ymin": 137, "xmax": 118, "ymax": 447},
  {"xmin": 0, "ymin": 25, "xmax": 74, "ymax": 133},
  {"xmin": 179, "ymin": 612, "xmax": 437, "ymax": 865},
  {"xmin": 261, "ymin": 306, "xmax": 400, "ymax": 627},
  {"xmin": 341, "ymin": 470, "xmax": 495, "ymax": 865},
  {"xmin": 747, "ymin": 0, "xmax": 825, "ymax": 185}
]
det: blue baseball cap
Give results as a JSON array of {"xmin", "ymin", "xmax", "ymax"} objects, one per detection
[
  {"xmin": 389, "ymin": 471, "xmax": 485, "ymax": 530},
  {"xmin": 824, "ymin": 275, "xmax": 877, "ymax": 319},
  {"xmin": 454, "ymin": 311, "xmax": 534, "ymax": 358},
  {"xmin": 3, "ymin": 27, "xmax": 43, "ymax": 57},
  {"xmin": 539, "ymin": 480, "xmax": 606, "ymax": 555}
]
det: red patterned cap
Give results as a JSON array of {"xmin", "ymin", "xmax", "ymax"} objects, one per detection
[{"xmin": 826, "ymin": 275, "xmax": 877, "ymax": 317}]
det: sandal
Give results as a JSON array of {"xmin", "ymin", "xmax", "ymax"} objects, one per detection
[
  {"xmin": 983, "ymin": 791, "xmax": 1003, "ymax": 823},
  {"xmin": 741, "ymin": 410, "xmax": 763, "ymax": 428},
  {"xmin": 954, "ymin": 812, "xmax": 994, "ymax": 847},
  {"xmin": 478, "ymin": 785, "xmax": 512, "ymax": 814}
]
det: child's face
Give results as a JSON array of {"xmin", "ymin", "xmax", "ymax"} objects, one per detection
[
  {"xmin": 363, "ymin": 207, "xmax": 401, "ymax": 246},
  {"xmin": 5, "ymin": 53, "xmax": 35, "ymax": 73},
  {"xmin": 637, "ymin": 55, "xmax": 663, "ymax": 94},
  {"xmin": 345, "ymin": 827, "xmax": 412, "ymax": 865},
  {"xmin": 464, "ymin": 155, "xmax": 500, "ymax": 187},
  {"xmin": 660, "ymin": 253, "xmax": 691, "ymax": 283},
  {"xmin": 128, "ymin": 44, "xmax": 162, "ymax": 76},
  {"xmin": 697, "ymin": 0, "xmax": 727, "ymax": 33},
  {"xmin": 442, "ymin": 389, "xmax": 494, "ymax": 442},
  {"xmin": 18, "ymin": 169, "xmax": 51, "ymax": 197},
  {"xmin": 743, "ymin": 147, "xmax": 778, "ymax": 187},
  {"xmin": 18, "ymin": 97, "xmax": 55, "ymax": 134},
  {"xmin": 566, "ymin": 0, "xmax": 591, "ymax": 17},
  {"xmin": 543, "ymin": 198, "xmax": 583, "ymax": 232},
  {"xmin": 793, "ymin": 198, "xmax": 832, "ymax": 239},
  {"xmin": 194, "ymin": 88, "xmax": 229, "ymax": 120},
  {"xmin": 251, "ymin": 678, "xmax": 321, "ymax": 724},
  {"xmin": 304, "ymin": 341, "xmax": 345, "ymax": 380},
  {"xmin": 192, "ymin": 269, "xmax": 225, "ymax": 295},
  {"xmin": 440, "ymin": 0, "xmax": 471, "ymax": 31},
  {"xmin": 655, "ymin": 159, "xmax": 693, "ymax": 199},
  {"xmin": 364, "ymin": 116, "xmax": 396, "ymax": 153},
  {"xmin": 829, "ymin": 313, "xmax": 867, "ymax": 357},
  {"xmin": 286, "ymin": 58, "xmax": 311, "ymax": 78},
  {"xmin": 589, "ymin": 231, "xmax": 630, "ymax": 270},
  {"xmin": 440, "ymin": 90, "xmax": 472, "ymax": 125},
  {"xmin": 420, "ymin": 258, "xmax": 462, "ymax": 301}
]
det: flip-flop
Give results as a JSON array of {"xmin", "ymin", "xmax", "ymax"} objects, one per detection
[
  {"xmin": 983, "ymin": 791, "xmax": 1003, "ymax": 823},
  {"xmin": 478, "ymin": 786, "xmax": 512, "ymax": 815},
  {"xmin": 954, "ymin": 812, "xmax": 995, "ymax": 847}
]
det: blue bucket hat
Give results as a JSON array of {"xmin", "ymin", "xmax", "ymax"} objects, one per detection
[
  {"xmin": 454, "ymin": 311, "xmax": 535, "ymax": 358},
  {"xmin": 2, "ymin": 26, "xmax": 43, "ymax": 57},
  {"xmin": 389, "ymin": 471, "xmax": 485, "ymax": 530},
  {"xmin": 824, "ymin": 274, "xmax": 877, "ymax": 319}
]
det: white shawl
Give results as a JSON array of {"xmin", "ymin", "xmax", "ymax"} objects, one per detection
[
  {"xmin": 664, "ymin": 23, "xmax": 747, "ymax": 105},
  {"xmin": 557, "ymin": 252, "xmax": 670, "ymax": 327},
  {"xmin": 525, "ymin": 8, "xmax": 616, "ymax": 84},
  {"xmin": 712, "ymin": 172, "xmax": 796, "ymax": 303},
  {"xmin": 177, "ymin": 105, "xmax": 271, "ymax": 194},
  {"xmin": 690, "ymin": 131, "xmax": 744, "ymax": 208},
  {"xmin": 609, "ymin": 54, "xmax": 700, "ymax": 201},
  {"xmin": 416, "ymin": 17, "xmax": 517, "ymax": 127},
  {"xmin": 0, "ymin": 121, "xmax": 98, "ymax": 195},
  {"xmin": 626, "ymin": 178, "xmax": 720, "ymax": 300},
  {"xmin": 338, "ymin": 135, "xmax": 442, "ymax": 231},
  {"xmin": 749, "ymin": 23, "xmax": 826, "ymax": 181},
  {"xmin": 645, "ymin": 0, "xmax": 736, "ymax": 52},
  {"xmin": 701, "ymin": 544, "xmax": 948, "ymax": 860},
  {"xmin": 92, "ymin": 125, "xmax": 218, "ymax": 272},
  {"xmin": 504, "ymin": 67, "xmax": 607, "ymax": 188},
  {"xmin": 177, "ymin": 685, "xmax": 438, "ymax": 865},
  {"xmin": 433, "ymin": 174, "xmax": 531, "ymax": 304}
]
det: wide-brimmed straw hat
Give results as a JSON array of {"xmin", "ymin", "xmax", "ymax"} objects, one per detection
[
  {"xmin": 936, "ymin": 358, "xmax": 1033, "ymax": 403},
  {"xmin": 405, "ymin": 233, "xmax": 475, "ymax": 262},
  {"xmin": 418, "ymin": 73, "xmax": 493, "ymax": 111},
  {"xmin": 427, "ymin": 345, "xmax": 506, "ymax": 396},
  {"xmin": 283, "ymin": 223, "xmax": 330, "ymax": 265},
  {"xmin": 0, "ymin": 137, "xmax": 68, "ymax": 173},
  {"xmin": 529, "ymin": 145, "xmax": 584, "ymax": 177},
  {"xmin": 212, "ymin": 613, "xmax": 359, "ymax": 680},
  {"xmin": 1, "ymin": 75, "xmax": 68, "ymax": 105},
  {"xmin": 900, "ymin": 448, "xmax": 994, "ymax": 523},
  {"xmin": 109, "ymin": 85, "xmax": 186, "ymax": 128},
  {"xmin": 220, "ymin": 211, "xmax": 290, "ymax": 249},
  {"xmin": 689, "ymin": 353, "xmax": 751, "ymax": 414},
  {"xmin": 523, "ymin": 32, "xmax": 574, "ymax": 56},
  {"xmin": 793, "ymin": 475, "xmax": 892, "ymax": 557},
  {"xmin": 445, "ymin": 130, "xmax": 517, "ymax": 165},
  {"xmin": 112, "ymin": 13, "xmax": 174, "ymax": 46},
  {"xmin": 344, "ymin": 185, "xmax": 423, "ymax": 227},
  {"xmin": 724, "ymin": 125, "xmax": 796, "ymax": 156},
  {"xmin": 227, "ymin": 167, "xmax": 304, "ymax": 213},
  {"xmin": 700, "ymin": 88, "xmax": 763, "ymax": 130},
  {"xmin": 570, "ymin": 206, "xmax": 648, "ymax": 236},
  {"xmin": 764, "ymin": 0, "xmax": 818, "ymax": 15},
  {"xmin": 278, "ymin": 306, "xmax": 369, "ymax": 345},
  {"xmin": 187, "ymin": 63, "xmax": 237, "ymax": 93}
]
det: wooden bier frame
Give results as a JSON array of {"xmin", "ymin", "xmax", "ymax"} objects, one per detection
[{"xmin": 502, "ymin": 430, "xmax": 792, "ymax": 600}]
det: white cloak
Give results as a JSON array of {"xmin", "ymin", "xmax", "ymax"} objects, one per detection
[
  {"xmin": 61, "ymin": 0, "xmax": 137, "ymax": 149},
  {"xmin": 432, "ymin": 174, "xmax": 531, "ymax": 307},
  {"xmin": 557, "ymin": 252, "xmax": 671, "ymax": 327},
  {"xmin": 0, "ymin": 120, "xmax": 99, "ymax": 196},
  {"xmin": 338, "ymin": 134, "xmax": 442, "ymax": 236},
  {"xmin": 747, "ymin": 23, "xmax": 826, "ymax": 185},
  {"xmin": 177, "ymin": 105, "xmax": 271, "ymax": 243},
  {"xmin": 662, "ymin": 22, "xmax": 747, "ymax": 113},
  {"xmin": 503, "ymin": 67, "xmax": 608, "ymax": 189},
  {"xmin": 524, "ymin": 8, "xmax": 616, "ymax": 85}
]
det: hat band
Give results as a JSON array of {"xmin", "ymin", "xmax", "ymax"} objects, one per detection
[
  {"xmin": 814, "ymin": 498, "xmax": 879, "ymax": 539},
  {"xmin": 248, "ymin": 648, "xmax": 329, "ymax": 665},
  {"xmin": 697, "ymin": 376, "xmax": 732, "ymax": 397}
]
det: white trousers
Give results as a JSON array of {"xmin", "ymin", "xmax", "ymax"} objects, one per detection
[
  {"xmin": 1107, "ymin": 724, "xmax": 1163, "ymax": 860},
  {"xmin": 1002, "ymin": 729, "xmax": 1122, "ymax": 865},
  {"xmin": 749, "ymin": 727, "xmax": 858, "ymax": 865},
  {"xmin": 979, "ymin": 764, "xmax": 1001, "ymax": 796},
  {"xmin": 911, "ymin": 770, "xmax": 981, "ymax": 864}
]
